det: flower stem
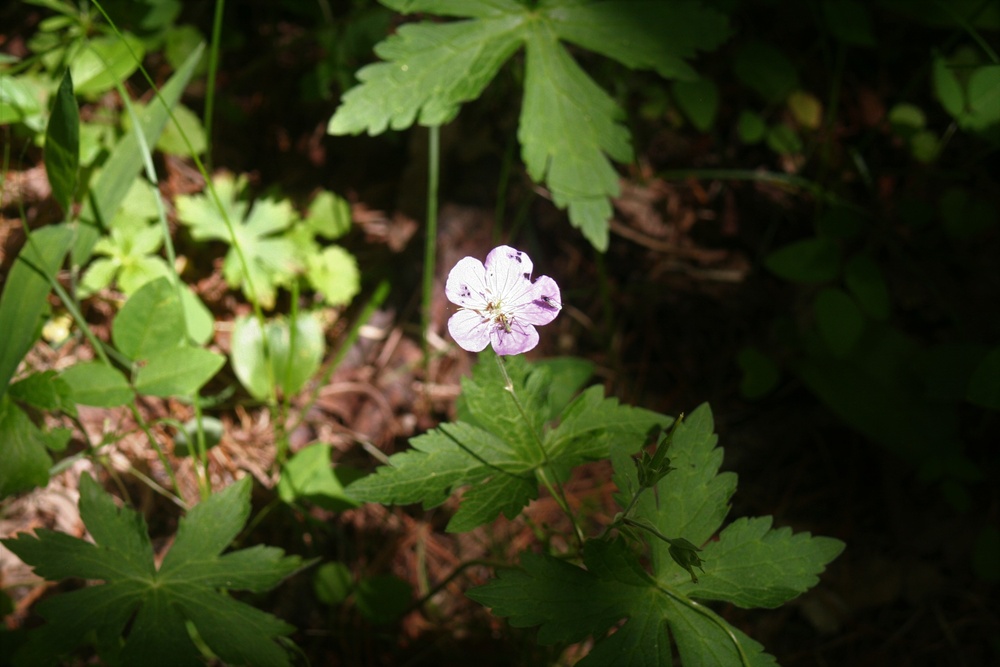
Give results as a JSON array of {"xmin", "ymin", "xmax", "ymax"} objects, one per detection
[
  {"xmin": 494, "ymin": 354, "xmax": 585, "ymax": 548},
  {"xmin": 422, "ymin": 125, "xmax": 440, "ymax": 366}
]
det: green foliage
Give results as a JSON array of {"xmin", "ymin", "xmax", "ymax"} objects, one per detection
[
  {"xmin": 328, "ymin": 0, "xmax": 730, "ymax": 250},
  {"xmin": 43, "ymin": 69, "xmax": 79, "ymax": 214},
  {"xmin": 79, "ymin": 181, "xmax": 171, "ymax": 296},
  {"xmin": 764, "ymin": 237, "xmax": 840, "ymax": 284},
  {"xmin": 75, "ymin": 42, "xmax": 205, "ymax": 265},
  {"xmin": 672, "ymin": 78, "xmax": 719, "ymax": 132},
  {"xmin": 1, "ymin": 474, "xmax": 303, "ymax": 667},
  {"xmin": 59, "ymin": 361, "xmax": 133, "ymax": 407},
  {"xmin": 176, "ymin": 175, "xmax": 360, "ymax": 309},
  {"xmin": 0, "ymin": 224, "xmax": 75, "ymax": 402},
  {"xmin": 348, "ymin": 354, "xmax": 668, "ymax": 532},
  {"xmin": 277, "ymin": 443, "xmax": 362, "ymax": 511},
  {"xmin": 469, "ymin": 404, "xmax": 844, "ymax": 665},
  {"xmin": 737, "ymin": 346, "xmax": 780, "ymax": 399},
  {"xmin": 231, "ymin": 312, "xmax": 325, "ymax": 401},
  {"xmin": 0, "ymin": 394, "xmax": 53, "ymax": 498}
]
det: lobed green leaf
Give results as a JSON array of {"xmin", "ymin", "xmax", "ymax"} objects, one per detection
[{"xmin": 1, "ymin": 474, "xmax": 302, "ymax": 666}]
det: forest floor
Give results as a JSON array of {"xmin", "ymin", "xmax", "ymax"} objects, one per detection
[{"xmin": 2, "ymin": 4, "xmax": 999, "ymax": 666}]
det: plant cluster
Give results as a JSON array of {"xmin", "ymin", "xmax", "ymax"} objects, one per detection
[{"xmin": 4, "ymin": 0, "xmax": 997, "ymax": 665}]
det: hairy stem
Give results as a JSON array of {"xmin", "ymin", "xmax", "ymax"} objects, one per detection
[{"xmin": 494, "ymin": 354, "xmax": 585, "ymax": 548}]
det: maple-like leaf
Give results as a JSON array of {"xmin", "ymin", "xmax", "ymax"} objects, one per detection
[
  {"xmin": 2, "ymin": 474, "xmax": 303, "ymax": 667},
  {"xmin": 469, "ymin": 404, "xmax": 845, "ymax": 666},
  {"xmin": 329, "ymin": 0, "xmax": 730, "ymax": 250},
  {"xmin": 347, "ymin": 354, "xmax": 669, "ymax": 532},
  {"xmin": 175, "ymin": 173, "xmax": 299, "ymax": 309}
]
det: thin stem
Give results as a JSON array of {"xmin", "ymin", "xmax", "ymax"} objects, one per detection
[
  {"xmin": 128, "ymin": 403, "xmax": 185, "ymax": 507},
  {"xmin": 494, "ymin": 354, "xmax": 585, "ymax": 548},
  {"xmin": 407, "ymin": 558, "xmax": 513, "ymax": 614},
  {"xmin": 422, "ymin": 125, "xmax": 440, "ymax": 364},
  {"xmin": 190, "ymin": 397, "xmax": 211, "ymax": 500},
  {"xmin": 204, "ymin": 0, "xmax": 226, "ymax": 173}
]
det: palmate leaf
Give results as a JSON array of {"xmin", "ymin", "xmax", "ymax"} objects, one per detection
[
  {"xmin": 175, "ymin": 173, "xmax": 299, "ymax": 309},
  {"xmin": 471, "ymin": 405, "xmax": 844, "ymax": 666},
  {"xmin": 1, "ymin": 474, "xmax": 302, "ymax": 667},
  {"xmin": 329, "ymin": 0, "xmax": 730, "ymax": 250},
  {"xmin": 347, "ymin": 354, "xmax": 668, "ymax": 532}
]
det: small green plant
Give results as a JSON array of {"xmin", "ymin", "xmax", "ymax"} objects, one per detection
[
  {"xmin": 175, "ymin": 173, "xmax": 360, "ymax": 310},
  {"xmin": 2, "ymin": 474, "xmax": 303, "ymax": 666},
  {"xmin": 348, "ymin": 348, "xmax": 843, "ymax": 664}
]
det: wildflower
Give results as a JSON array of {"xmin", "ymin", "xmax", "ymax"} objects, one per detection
[{"xmin": 445, "ymin": 245, "xmax": 561, "ymax": 356}]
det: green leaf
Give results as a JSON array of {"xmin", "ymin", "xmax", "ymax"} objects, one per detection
[
  {"xmin": 180, "ymin": 285, "xmax": 214, "ymax": 345},
  {"xmin": 737, "ymin": 346, "xmax": 779, "ymax": 399},
  {"xmin": 737, "ymin": 109, "xmax": 766, "ymax": 144},
  {"xmin": 329, "ymin": 1, "xmax": 729, "ymax": 250},
  {"xmin": 78, "ymin": 184, "xmax": 173, "ymax": 298},
  {"xmin": 133, "ymin": 346, "xmax": 225, "ymax": 397},
  {"xmin": 9, "ymin": 371, "xmax": 76, "ymax": 416},
  {"xmin": 306, "ymin": 190, "xmax": 352, "ymax": 239},
  {"xmin": 734, "ymin": 39, "xmax": 798, "ymax": 104},
  {"xmin": 0, "ymin": 396, "xmax": 52, "ymax": 498},
  {"xmin": 674, "ymin": 516, "xmax": 846, "ymax": 608},
  {"xmin": 963, "ymin": 65, "xmax": 1000, "ymax": 130},
  {"xmin": 112, "ymin": 276, "xmax": 186, "ymax": 361},
  {"xmin": 314, "ymin": 561, "xmax": 353, "ymax": 606},
  {"xmin": 473, "ymin": 404, "xmax": 843, "ymax": 666},
  {"xmin": 0, "ymin": 224, "xmax": 74, "ymax": 402},
  {"xmin": 765, "ymin": 122, "xmax": 802, "ymax": 155},
  {"xmin": 70, "ymin": 33, "xmax": 146, "ymax": 97},
  {"xmin": 277, "ymin": 443, "xmax": 362, "ymax": 511},
  {"xmin": 470, "ymin": 539, "xmax": 779, "ymax": 667},
  {"xmin": 305, "ymin": 245, "xmax": 361, "ymax": 306},
  {"xmin": 1, "ymin": 474, "xmax": 302, "ymax": 666},
  {"xmin": 172, "ymin": 416, "xmax": 224, "ymax": 457},
  {"xmin": 932, "ymin": 54, "xmax": 964, "ymax": 119},
  {"xmin": 154, "ymin": 102, "xmax": 206, "ymax": 156},
  {"xmin": 230, "ymin": 313, "xmax": 326, "ymax": 400},
  {"xmin": 843, "ymin": 253, "xmax": 890, "ymax": 320},
  {"xmin": 764, "ymin": 237, "xmax": 840, "ymax": 284},
  {"xmin": 616, "ymin": 405, "xmax": 735, "ymax": 552},
  {"xmin": 328, "ymin": 11, "xmax": 523, "ymax": 133},
  {"xmin": 75, "ymin": 43, "xmax": 204, "ymax": 265},
  {"xmin": 0, "ymin": 74, "xmax": 44, "ymax": 125},
  {"xmin": 673, "ymin": 78, "xmax": 719, "ymax": 132},
  {"xmin": 175, "ymin": 173, "xmax": 300, "ymax": 309},
  {"xmin": 349, "ymin": 355, "xmax": 667, "ymax": 532},
  {"xmin": 518, "ymin": 25, "xmax": 630, "ymax": 250},
  {"xmin": 814, "ymin": 287, "xmax": 865, "ymax": 358},
  {"xmin": 44, "ymin": 69, "xmax": 79, "ymax": 214},
  {"xmin": 60, "ymin": 362, "xmax": 134, "ymax": 407},
  {"xmin": 543, "ymin": 1, "xmax": 730, "ymax": 80}
]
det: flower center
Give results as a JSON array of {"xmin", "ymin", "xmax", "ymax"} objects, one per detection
[{"xmin": 486, "ymin": 301, "xmax": 512, "ymax": 333}]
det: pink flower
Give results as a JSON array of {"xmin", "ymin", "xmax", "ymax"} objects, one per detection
[{"xmin": 445, "ymin": 245, "xmax": 562, "ymax": 356}]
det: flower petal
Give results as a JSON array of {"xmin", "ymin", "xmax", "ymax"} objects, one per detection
[
  {"xmin": 448, "ymin": 310, "xmax": 492, "ymax": 352},
  {"xmin": 446, "ymin": 257, "xmax": 489, "ymax": 308},
  {"xmin": 491, "ymin": 319, "xmax": 539, "ymax": 356},
  {"xmin": 484, "ymin": 245, "xmax": 534, "ymax": 301},
  {"xmin": 514, "ymin": 275, "xmax": 562, "ymax": 326}
]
